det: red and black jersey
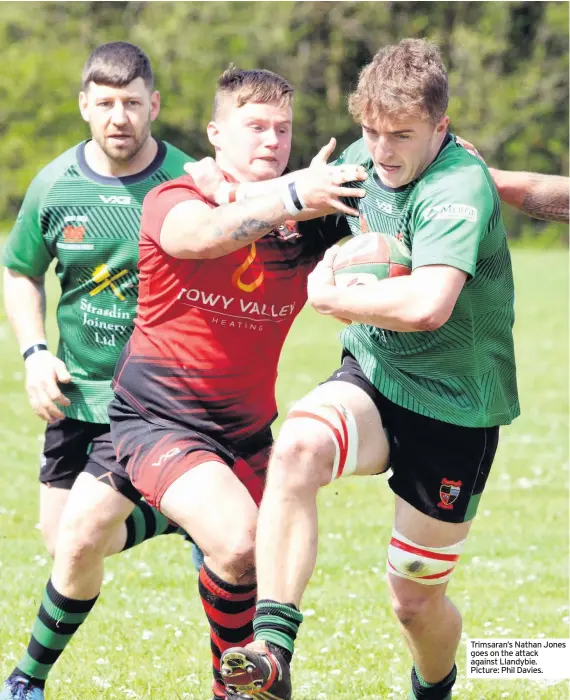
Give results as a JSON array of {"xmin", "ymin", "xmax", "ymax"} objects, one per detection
[{"xmin": 112, "ymin": 175, "xmax": 348, "ymax": 445}]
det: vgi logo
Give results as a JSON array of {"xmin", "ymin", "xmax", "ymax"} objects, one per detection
[
  {"xmin": 90, "ymin": 264, "xmax": 129, "ymax": 301},
  {"xmin": 152, "ymin": 447, "xmax": 181, "ymax": 468},
  {"xmin": 99, "ymin": 195, "xmax": 132, "ymax": 205},
  {"xmin": 232, "ymin": 242, "xmax": 264, "ymax": 293}
]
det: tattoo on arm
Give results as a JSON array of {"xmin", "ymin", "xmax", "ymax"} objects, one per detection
[
  {"xmin": 231, "ymin": 219, "xmax": 272, "ymax": 241},
  {"xmin": 522, "ymin": 176, "xmax": 569, "ymax": 223}
]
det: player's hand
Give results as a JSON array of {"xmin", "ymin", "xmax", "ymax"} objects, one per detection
[
  {"xmin": 295, "ymin": 160, "xmax": 367, "ymax": 217},
  {"xmin": 25, "ymin": 351, "xmax": 72, "ymax": 422},
  {"xmin": 309, "ymin": 137, "xmax": 338, "ymax": 168},
  {"xmin": 307, "ymin": 246, "xmax": 351, "ymax": 324},
  {"xmin": 184, "ymin": 158, "xmax": 237, "ymax": 205},
  {"xmin": 456, "ymin": 136, "xmax": 486, "ymax": 164}
]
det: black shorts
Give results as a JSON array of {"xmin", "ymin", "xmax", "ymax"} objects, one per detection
[
  {"xmin": 40, "ymin": 417, "xmax": 141, "ymax": 504},
  {"xmin": 322, "ymin": 354, "xmax": 500, "ymax": 523},
  {"xmin": 109, "ymin": 395, "xmax": 273, "ymax": 510}
]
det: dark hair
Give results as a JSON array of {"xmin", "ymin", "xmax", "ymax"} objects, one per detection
[
  {"xmin": 213, "ymin": 64, "xmax": 293, "ymax": 119},
  {"xmin": 349, "ymin": 38, "xmax": 449, "ymax": 124},
  {"xmin": 82, "ymin": 41, "xmax": 154, "ymax": 91}
]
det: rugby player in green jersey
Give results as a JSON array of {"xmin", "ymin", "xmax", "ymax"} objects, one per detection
[
  {"xmin": 1, "ymin": 42, "xmax": 197, "ymax": 700},
  {"xmin": 218, "ymin": 39, "xmax": 524, "ymax": 700}
]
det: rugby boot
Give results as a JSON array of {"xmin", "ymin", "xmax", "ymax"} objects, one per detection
[
  {"xmin": 0, "ymin": 677, "xmax": 44, "ymax": 700},
  {"xmin": 221, "ymin": 643, "xmax": 291, "ymax": 700}
]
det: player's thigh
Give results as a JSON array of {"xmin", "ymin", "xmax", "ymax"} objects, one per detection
[
  {"xmin": 38, "ymin": 417, "xmax": 98, "ymax": 550},
  {"xmin": 387, "ymin": 495, "xmax": 471, "ymax": 604},
  {"xmin": 386, "ymin": 401, "xmax": 500, "ymax": 525},
  {"xmin": 160, "ymin": 458, "xmax": 258, "ymax": 559},
  {"xmin": 385, "ymin": 408, "xmax": 499, "ymax": 596},
  {"xmin": 284, "ymin": 378, "xmax": 389, "ymax": 478},
  {"xmin": 39, "ymin": 484, "xmax": 71, "ymax": 555}
]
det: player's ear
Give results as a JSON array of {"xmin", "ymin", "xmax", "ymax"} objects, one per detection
[
  {"xmin": 78, "ymin": 91, "xmax": 89, "ymax": 123},
  {"xmin": 436, "ymin": 115, "xmax": 450, "ymax": 135},
  {"xmin": 207, "ymin": 121, "xmax": 221, "ymax": 149},
  {"xmin": 150, "ymin": 90, "xmax": 161, "ymax": 121}
]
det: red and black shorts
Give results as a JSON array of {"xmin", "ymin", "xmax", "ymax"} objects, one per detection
[
  {"xmin": 322, "ymin": 353, "xmax": 500, "ymax": 523},
  {"xmin": 40, "ymin": 417, "xmax": 142, "ymax": 503},
  {"xmin": 108, "ymin": 394, "xmax": 273, "ymax": 509}
]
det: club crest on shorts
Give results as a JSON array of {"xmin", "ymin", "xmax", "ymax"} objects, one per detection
[{"xmin": 438, "ymin": 478, "xmax": 462, "ymax": 510}]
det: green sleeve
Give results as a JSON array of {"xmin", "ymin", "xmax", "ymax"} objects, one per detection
[
  {"xmin": 411, "ymin": 165, "xmax": 494, "ymax": 278},
  {"xmin": 3, "ymin": 175, "xmax": 53, "ymax": 276}
]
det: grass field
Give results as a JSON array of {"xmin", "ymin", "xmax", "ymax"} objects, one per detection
[{"xmin": 0, "ymin": 249, "xmax": 568, "ymax": 699}]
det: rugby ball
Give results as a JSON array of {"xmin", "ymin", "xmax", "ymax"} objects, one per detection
[{"xmin": 333, "ymin": 232, "xmax": 412, "ymax": 287}]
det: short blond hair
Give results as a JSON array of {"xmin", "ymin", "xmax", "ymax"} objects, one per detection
[
  {"xmin": 348, "ymin": 39, "xmax": 448, "ymax": 125},
  {"xmin": 213, "ymin": 64, "xmax": 294, "ymax": 119}
]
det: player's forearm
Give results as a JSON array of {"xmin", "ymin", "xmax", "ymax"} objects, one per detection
[
  {"xmin": 311, "ymin": 277, "xmax": 449, "ymax": 332},
  {"xmin": 162, "ymin": 193, "xmax": 290, "ymax": 260},
  {"xmin": 3, "ymin": 268, "xmax": 48, "ymax": 350},
  {"xmin": 490, "ymin": 168, "xmax": 569, "ymax": 223}
]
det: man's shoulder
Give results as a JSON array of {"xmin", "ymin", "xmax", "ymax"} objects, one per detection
[
  {"xmin": 336, "ymin": 138, "xmax": 372, "ymax": 167},
  {"xmin": 161, "ymin": 141, "xmax": 196, "ymax": 174},
  {"xmin": 26, "ymin": 143, "xmax": 82, "ymax": 200},
  {"xmin": 416, "ymin": 137, "xmax": 493, "ymax": 201}
]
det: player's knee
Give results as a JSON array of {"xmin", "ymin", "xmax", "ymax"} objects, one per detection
[
  {"xmin": 385, "ymin": 528, "xmax": 465, "ymax": 624},
  {"xmin": 389, "ymin": 579, "xmax": 442, "ymax": 626},
  {"xmin": 270, "ymin": 425, "xmax": 333, "ymax": 492},
  {"xmin": 56, "ymin": 510, "xmax": 119, "ymax": 566},
  {"xmin": 209, "ymin": 528, "xmax": 256, "ymax": 582}
]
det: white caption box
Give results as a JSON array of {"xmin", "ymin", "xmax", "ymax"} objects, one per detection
[{"xmin": 467, "ymin": 639, "xmax": 570, "ymax": 680}]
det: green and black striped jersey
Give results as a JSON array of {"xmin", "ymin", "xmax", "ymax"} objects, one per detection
[
  {"xmin": 335, "ymin": 134, "xmax": 519, "ymax": 428},
  {"xmin": 3, "ymin": 140, "xmax": 194, "ymax": 423}
]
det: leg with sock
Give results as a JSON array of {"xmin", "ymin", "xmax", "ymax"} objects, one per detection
[
  {"xmin": 1, "ymin": 475, "xmax": 135, "ymax": 698},
  {"xmin": 1, "ymin": 579, "xmax": 98, "ymax": 698},
  {"xmin": 388, "ymin": 499, "xmax": 471, "ymax": 700},
  {"xmin": 199, "ymin": 563, "xmax": 257, "ymax": 699},
  {"xmin": 157, "ymin": 458, "xmax": 261, "ymax": 700},
  {"xmin": 410, "ymin": 664, "xmax": 457, "ymax": 700}
]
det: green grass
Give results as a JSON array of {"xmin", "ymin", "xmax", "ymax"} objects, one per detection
[{"xmin": 0, "ymin": 250, "xmax": 568, "ymax": 699}]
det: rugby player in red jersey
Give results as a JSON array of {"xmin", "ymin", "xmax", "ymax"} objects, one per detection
[{"xmin": 108, "ymin": 66, "xmax": 366, "ymax": 699}]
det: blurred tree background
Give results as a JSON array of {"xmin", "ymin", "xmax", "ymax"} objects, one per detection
[{"xmin": 0, "ymin": 1, "xmax": 567, "ymax": 242}]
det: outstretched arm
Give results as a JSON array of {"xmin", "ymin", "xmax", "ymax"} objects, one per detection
[{"xmin": 488, "ymin": 168, "xmax": 569, "ymax": 223}]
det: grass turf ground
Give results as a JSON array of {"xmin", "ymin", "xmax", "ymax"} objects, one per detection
[{"xmin": 0, "ymin": 249, "xmax": 568, "ymax": 699}]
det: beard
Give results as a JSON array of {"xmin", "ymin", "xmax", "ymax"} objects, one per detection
[{"xmin": 93, "ymin": 121, "xmax": 151, "ymax": 164}]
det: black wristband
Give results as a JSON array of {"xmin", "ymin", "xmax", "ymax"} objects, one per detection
[
  {"xmin": 288, "ymin": 181, "xmax": 305, "ymax": 212},
  {"xmin": 23, "ymin": 343, "xmax": 48, "ymax": 361}
]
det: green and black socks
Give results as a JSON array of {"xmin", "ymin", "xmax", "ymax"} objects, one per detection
[
  {"xmin": 253, "ymin": 599, "xmax": 304, "ymax": 662},
  {"xmin": 409, "ymin": 664, "xmax": 457, "ymax": 700},
  {"xmin": 10, "ymin": 579, "xmax": 98, "ymax": 687},
  {"xmin": 122, "ymin": 499, "xmax": 179, "ymax": 551}
]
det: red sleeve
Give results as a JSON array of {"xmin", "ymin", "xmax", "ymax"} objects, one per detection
[{"xmin": 140, "ymin": 175, "xmax": 213, "ymax": 246}]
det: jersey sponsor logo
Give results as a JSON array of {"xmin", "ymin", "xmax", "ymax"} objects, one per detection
[
  {"xmin": 90, "ymin": 264, "xmax": 130, "ymax": 301},
  {"xmin": 99, "ymin": 195, "xmax": 132, "ymax": 205},
  {"xmin": 58, "ymin": 215, "xmax": 94, "ymax": 250},
  {"xmin": 177, "ymin": 286, "xmax": 296, "ymax": 320},
  {"xmin": 423, "ymin": 204, "xmax": 478, "ymax": 222},
  {"xmin": 63, "ymin": 224, "xmax": 86, "ymax": 242},
  {"xmin": 232, "ymin": 242, "xmax": 264, "ymax": 293},
  {"xmin": 152, "ymin": 447, "xmax": 181, "ymax": 468},
  {"xmin": 437, "ymin": 478, "xmax": 462, "ymax": 510}
]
